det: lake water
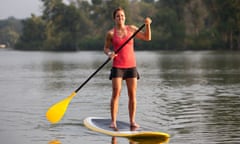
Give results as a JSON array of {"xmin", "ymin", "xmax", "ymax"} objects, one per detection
[{"xmin": 0, "ymin": 49, "xmax": 240, "ymax": 144}]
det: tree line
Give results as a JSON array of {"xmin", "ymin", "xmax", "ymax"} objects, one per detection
[
  {"xmin": 1, "ymin": 0, "xmax": 240, "ymax": 51},
  {"xmin": 0, "ymin": 17, "xmax": 22, "ymax": 48}
]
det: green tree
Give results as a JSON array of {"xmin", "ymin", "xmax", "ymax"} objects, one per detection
[
  {"xmin": 154, "ymin": 1, "xmax": 186, "ymax": 49},
  {"xmin": 0, "ymin": 17, "xmax": 22, "ymax": 48},
  {"xmin": 15, "ymin": 15, "xmax": 45, "ymax": 50},
  {"xmin": 42, "ymin": 0, "xmax": 81, "ymax": 50},
  {"xmin": 159, "ymin": 0, "xmax": 190, "ymax": 21},
  {"xmin": 12, "ymin": 0, "xmax": 240, "ymax": 51},
  {"xmin": 183, "ymin": 0, "xmax": 212, "ymax": 49},
  {"xmin": 204, "ymin": 0, "xmax": 240, "ymax": 50}
]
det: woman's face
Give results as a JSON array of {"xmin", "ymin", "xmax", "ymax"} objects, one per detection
[{"xmin": 114, "ymin": 10, "xmax": 125, "ymax": 25}]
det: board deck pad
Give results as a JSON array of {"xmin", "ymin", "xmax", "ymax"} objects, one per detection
[
  {"xmin": 83, "ymin": 117, "xmax": 170, "ymax": 143},
  {"xmin": 92, "ymin": 118, "xmax": 139, "ymax": 131}
]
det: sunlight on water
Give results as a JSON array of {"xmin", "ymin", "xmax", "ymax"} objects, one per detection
[{"xmin": 0, "ymin": 50, "xmax": 239, "ymax": 144}]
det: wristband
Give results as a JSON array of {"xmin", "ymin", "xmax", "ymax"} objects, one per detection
[{"xmin": 107, "ymin": 51, "xmax": 112, "ymax": 56}]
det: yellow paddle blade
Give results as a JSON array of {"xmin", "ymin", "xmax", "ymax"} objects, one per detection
[{"xmin": 46, "ymin": 92, "xmax": 76, "ymax": 124}]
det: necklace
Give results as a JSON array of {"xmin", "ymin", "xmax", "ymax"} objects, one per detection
[{"xmin": 116, "ymin": 26, "xmax": 128, "ymax": 38}]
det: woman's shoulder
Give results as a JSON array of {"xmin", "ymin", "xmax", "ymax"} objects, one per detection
[
  {"xmin": 105, "ymin": 28, "xmax": 115, "ymax": 42},
  {"xmin": 127, "ymin": 25, "xmax": 138, "ymax": 32},
  {"xmin": 107, "ymin": 28, "xmax": 114, "ymax": 36}
]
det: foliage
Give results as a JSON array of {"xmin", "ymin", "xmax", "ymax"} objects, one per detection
[
  {"xmin": 8, "ymin": 0, "xmax": 240, "ymax": 51},
  {"xmin": 204, "ymin": 0, "xmax": 240, "ymax": 50},
  {"xmin": 15, "ymin": 15, "xmax": 45, "ymax": 50},
  {"xmin": 41, "ymin": 0, "xmax": 82, "ymax": 51},
  {"xmin": 0, "ymin": 17, "xmax": 22, "ymax": 48}
]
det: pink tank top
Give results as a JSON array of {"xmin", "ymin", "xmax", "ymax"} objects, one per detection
[{"xmin": 112, "ymin": 26, "xmax": 136, "ymax": 68}]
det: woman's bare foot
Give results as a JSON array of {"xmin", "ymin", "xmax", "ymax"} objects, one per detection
[
  {"xmin": 109, "ymin": 122, "xmax": 118, "ymax": 131},
  {"xmin": 130, "ymin": 122, "xmax": 140, "ymax": 128},
  {"xmin": 110, "ymin": 122, "xmax": 116, "ymax": 128}
]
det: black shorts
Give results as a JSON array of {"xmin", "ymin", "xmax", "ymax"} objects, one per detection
[{"xmin": 109, "ymin": 67, "xmax": 140, "ymax": 80}]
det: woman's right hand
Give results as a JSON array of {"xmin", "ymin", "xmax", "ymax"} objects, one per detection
[{"xmin": 107, "ymin": 51, "xmax": 117, "ymax": 59}]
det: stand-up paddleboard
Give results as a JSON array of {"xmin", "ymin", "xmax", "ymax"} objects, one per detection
[{"xmin": 83, "ymin": 117, "xmax": 170, "ymax": 143}]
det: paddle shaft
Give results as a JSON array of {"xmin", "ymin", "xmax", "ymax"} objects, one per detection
[{"xmin": 74, "ymin": 24, "xmax": 145, "ymax": 93}]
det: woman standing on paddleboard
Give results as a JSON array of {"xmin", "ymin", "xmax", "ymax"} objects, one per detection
[{"xmin": 103, "ymin": 7, "xmax": 152, "ymax": 129}]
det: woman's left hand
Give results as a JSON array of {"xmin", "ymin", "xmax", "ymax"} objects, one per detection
[{"xmin": 145, "ymin": 17, "xmax": 152, "ymax": 25}]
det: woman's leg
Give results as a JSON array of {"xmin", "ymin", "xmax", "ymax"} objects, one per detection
[
  {"xmin": 110, "ymin": 78, "xmax": 122, "ymax": 128},
  {"xmin": 126, "ymin": 78, "xmax": 139, "ymax": 127}
]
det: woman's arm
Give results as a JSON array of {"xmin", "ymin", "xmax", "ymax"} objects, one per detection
[
  {"xmin": 131, "ymin": 17, "xmax": 152, "ymax": 41},
  {"xmin": 103, "ymin": 30, "xmax": 116, "ymax": 58}
]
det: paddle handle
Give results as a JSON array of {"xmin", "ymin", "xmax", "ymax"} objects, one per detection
[{"xmin": 74, "ymin": 24, "xmax": 145, "ymax": 93}]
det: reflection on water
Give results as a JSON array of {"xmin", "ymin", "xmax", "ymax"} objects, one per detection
[
  {"xmin": 113, "ymin": 137, "xmax": 169, "ymax": 144},
  {"xmin": 49, "ymin": 137, "xmax": 169, "ymax": 144},
  {"xmin": 0, "ymin": 50, "xmax": 240, "ymax": 144},
  {"xmin": 49, "ymin": 140, "xmax": 61, "ymax": 144}
]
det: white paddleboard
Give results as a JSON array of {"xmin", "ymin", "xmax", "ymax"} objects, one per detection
[{"xmin": 83, "ymin": 117, "xmax": 170, "ymax": 143}]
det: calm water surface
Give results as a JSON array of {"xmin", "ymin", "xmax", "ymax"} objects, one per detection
[{"xmin": 0, "ymin": 49, "xmax": 240, "ymax": 144}]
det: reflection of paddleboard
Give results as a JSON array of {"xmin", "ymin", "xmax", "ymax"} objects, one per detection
[{"xmin": 83, "ymin": 117, "xmax": 170, "ymax": 143}]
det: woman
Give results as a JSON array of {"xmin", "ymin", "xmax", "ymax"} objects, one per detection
[{"xmin": 103, "ymin": 7, "xmax": 152, "ymax": 129}]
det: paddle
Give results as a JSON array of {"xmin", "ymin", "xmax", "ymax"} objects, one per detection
[{"xmin": 46, "ymin": 24, "xmax": 145, "ymax": 124}]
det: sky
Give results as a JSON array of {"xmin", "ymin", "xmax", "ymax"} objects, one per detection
[{"xmin": 0, "ymin": 0, "xmax": 43, "ymax": 19}]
